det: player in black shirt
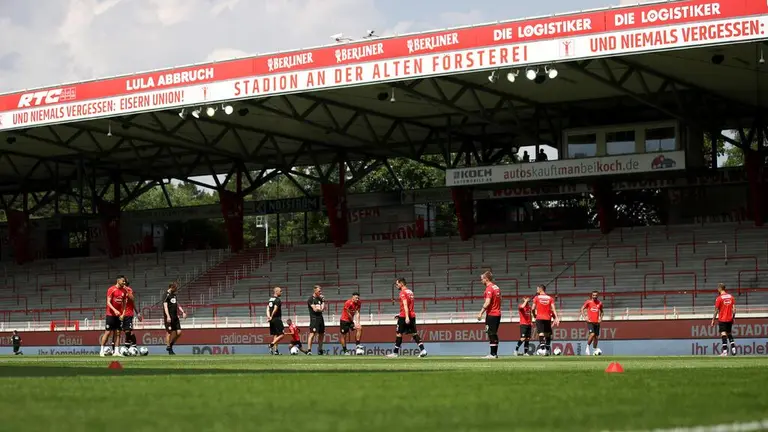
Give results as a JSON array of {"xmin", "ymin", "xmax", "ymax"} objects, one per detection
[
  {"xmin": 163, "ymin": 282, "xmax": 186, "ymax": 355},
  {"xmin": 306, "ymin": 285, "xmax": 326, "ymax": 355},
  {"xmin": 267, "ymin": 287, "xmax": 285, "ymax": 355},
  {"xmin": 11, "ymin": 330, "xmax": 22, "ymax": 355}
]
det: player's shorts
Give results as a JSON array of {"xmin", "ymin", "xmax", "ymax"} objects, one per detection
[
  {"xmin": 340, "ymin": 320, "xmax": 356, "ymax": 334},
  {"xmin": 122, "ymin": 316, "xmax": 134, "ymax": 331},
  {"xmin": 587, "ymin": 322, "xmax": 601, "ymax": 336},
  {"xmin": 536, "ymin": 319, "xmax": 552, "ymax": 334},
  {"xmin": 718, "ymin": 321, "xmax": 733, "ymax": 334},
  {"xmin": 12, "ymin": 345, "xmax": 20, "ymax": 353},
  {"xmin": 396, "ymin": 316, "xmax": 417, "ymax": 335},
  {"xmin": 165, "ymin": 318, "xmax": 181, "ymax": 332},
  {"xmin": 485, "ymin": 315, "xmax": 501, "ymax": 337},
  {"xmin": 290, "ymin": 340, "xmax": 302, "ymax": 348},
  {"xmin": 269, "ymin": 318, "xmax": 285, "ymax": 336},
  {"xmin": 520, "ymin": 324, "xmax": 532, "ymax": 339},
  {"xmin": 309, "ymin": 316, "xmax": 325, "ymax": 334},
  {"xmin": 105, "ymin": 315, "xmax": 121, "ymax": 331}
]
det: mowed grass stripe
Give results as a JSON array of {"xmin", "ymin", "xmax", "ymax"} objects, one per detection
[{"xmin": 0, "ymin": 356, "xmax": 766, "ymax": 432}]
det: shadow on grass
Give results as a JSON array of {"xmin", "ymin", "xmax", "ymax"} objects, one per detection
[{"xmin": 0, "ymin": 366, "xmax": 440, "ymax": 378}]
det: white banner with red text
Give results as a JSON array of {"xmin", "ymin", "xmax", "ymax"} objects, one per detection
[
  {"xmin": 446, "ymin": 151, "xmax": 686, "ymax": 186},
  {"xmin": 0, "ymin": 0, "xmax": 765, "ymax": 130}
]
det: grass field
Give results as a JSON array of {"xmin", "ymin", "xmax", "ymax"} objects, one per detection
[{"xmin": 1, "ymin": 356, "xmax": 767, "ymax": 432}]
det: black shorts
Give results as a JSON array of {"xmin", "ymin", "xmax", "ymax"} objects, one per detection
[
  {"xmin": 340, "ymin": 320, "xmax": 356, "ymax": 334},
  {"xmin": 588, "ymin": 322, "xmax": 601, "ymax": 337},
  {"xmin": 290, "ymin": 340, "xmax": 302, "ymax": 348},
  {"xmin": 269, "ymin": 319, "xmax": 285, "ymax": 336},
  {"xmin": 122, "ymin": 316, "xmax": 134, "ymax": 332},
  {"xmin": 309, "ymin": 316, "xmax": 325, "ymax": 334},
  {"xmin": 12, "ymin": 345, "xmax": 20, "ymax": 353},
  {"xmin": 165, "ymin": 317, "xmax": 181, "ymax": 332},
  {"xmin": 396, "ymin": 316, "xmax": 417, "ymax": 335},
  {"xmin": 520, "ymin": 324, "xmax": 532, "ymax": 339},
  {"xmin": 485, "ymin": 315, "xmax": 501, "ymax": 337},
  {"xmin": 718, "ymin": 321, "xmax": 733, "ymax": 334},
  {"xmin": 105, "ymin": 316, "xmax": 121, "ymax": 331},
  {"xmin": 536, "ymin": 320, "xmax": 552, "ymax": 335}
]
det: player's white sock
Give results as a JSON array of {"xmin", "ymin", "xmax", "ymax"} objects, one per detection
[{"xmin": 585, "ymin": 346, "xmax": 590, "ymax": 355}]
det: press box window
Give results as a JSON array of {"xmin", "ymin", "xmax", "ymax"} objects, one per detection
[
  {"xmin": 606, "ymin": 130, "xmax": 636, "ymax": 155},
  {"xmin": 567, "ymin": 133, "xmax": 597, "ymax": 159},
  {"xmin": 645, "ymin": 127, "xmax": 676, "ymax": 152}
]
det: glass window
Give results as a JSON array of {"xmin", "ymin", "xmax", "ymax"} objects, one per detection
[
  {"xmin": 606, "ymin": 130, "xmax": 636, "ymax": 155},
  {"xmin": 567, "ymin": 133, "xmax": 597, "ymax": 159},
  {"xmin": 645, "ymin": 127, "xmax": 676, "ymax": 152}
]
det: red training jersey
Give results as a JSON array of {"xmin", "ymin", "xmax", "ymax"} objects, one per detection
[
  {"xmin": 106, "ymin": 285, "xmax": 125, "ymax": 316},
  {"xmin": 399, "ymin": 288, "xmax": 416, "ymax": 318},
  {"xmin": 288, "ymin": 323, "xmax": 300, "ymax": 342},
  {"xmin": 341, "ymin": 299, "xmax": 361, "ymax": 322},
  {"xmin": 484, "ymin": 283, "xmax": 502, "ymax": 317},
  {"xmin": 518, "ymin": 302, "xmax": 532, "ymax": 325},
  {"xmin": 533, "ymin": 294, "xmax": 555, "ymax": 321},
  {"xmin": 582, "ymin": 299, "xmax": 603, "ymax": 323},
  {"xmin": 715, "ymin": 293, "xmax": 735, "ymax": 322},
  {"xmin": 123, "ymin": 286, "xmax": 135, "ymax": 317}
]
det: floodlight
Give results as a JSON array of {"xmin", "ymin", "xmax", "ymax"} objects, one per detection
[
  {"xmin": 222, "ymin": 104, "xmax": 234, "ymax": 115},
  {"xmin": 525, "ymin": 68, "xmax": 538, "ymax": 81},
  {"xmin": 206, "ymin": 106, "xmax": 217, "ymax": 117}
]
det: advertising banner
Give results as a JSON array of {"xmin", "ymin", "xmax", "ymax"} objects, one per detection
[
  {"xmin": 2, "ymin": 319, "xmax": 766, "ymax": 356},
  {"xmin": 446, "ymin": 151, "xmax": 686, "ymax": 186},
  {"xmin": 0, "ymin": 1, "xmax": 765, "ymax": 130}
]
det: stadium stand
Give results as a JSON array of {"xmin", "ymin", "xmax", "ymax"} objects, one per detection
[{"xmin": 2, "ymin": 222, "xmax": 768, "ymax": 328}]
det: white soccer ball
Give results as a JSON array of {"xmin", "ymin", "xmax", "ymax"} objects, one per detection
[
  {"xmin": 553, "ymin": 348, "xmax": 562, "ymax": 356},
  {"xmin": 536, "ymin": 348, "xmax": 548, "ymax": 356},
  {"xmin": 593, "ymin": 348, "xmax": 602, "ymax": 356},
  {"xmin": 290, "ymin": 346, "xmax": 300, "ymax": 355},
  {"xmin": 355, "ymin": 346, "xmax": 365, "ymax": 356},
  {"xmin": 118, "ymin": 346, "xmax": 130, "ymax": 356},
  {"xmin": 103, "ymin": 346, "xmax": 113, "ymax": 356},
  {"xmin": 139, "ymin": 347, "xmax": 149, "ymax": 356},
  {"xmin": 128, "ymin": 346, "xmax": 139, "ymax": 356}
]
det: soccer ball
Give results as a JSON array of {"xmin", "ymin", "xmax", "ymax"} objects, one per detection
[
  {"xmin": 355, "ymin": 346, "xmax": 365, "ymax": 356},
  {"xmin": 128, "ymin": 346, "xmax": 139, "ymax": 357},
  {"xmin": 536, "ymin": 348, "xmax": 548, "ymax": 356},
  {"xmin": 118, "ymin": 346, "xmax": 130, "ymax": 356},
  {"xmin": 290, "ymin": 346, "xmax": 300, "ymax": 355},
  {"xmin": 593, "ymin": 348, "xmax": 603, "ymax": 356},
  {"xmin": 139, "ymin": 347, "xmax": 149, "ymax": 356},
  {"xmin": 553, "ymin": 348, "xmax": 562, "ymax": 356},
  {"xmin": 103, "ymin": 346, "xmax": 113, "ymax": 356}
]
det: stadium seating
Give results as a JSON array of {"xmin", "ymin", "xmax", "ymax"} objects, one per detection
[{"xmin": 1, "ymin": 222, "xmax": 767, "ymax": 326}]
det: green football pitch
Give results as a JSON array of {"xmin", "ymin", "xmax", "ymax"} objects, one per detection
[{"xmin": 1, "ymin": 356, "xmax": 767, "ymax": 432}]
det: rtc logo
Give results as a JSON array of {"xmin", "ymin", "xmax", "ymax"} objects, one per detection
[{"xmin": 17, "ymin": 87, "xmax": 76, "ymax": 108}]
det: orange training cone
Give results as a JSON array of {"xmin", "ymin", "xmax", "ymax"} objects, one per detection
[
  {"xmin": 605, "ymin": 362, "xmax": 624, "ymax": 373},
  {"xmin": 108, "ymin": 361, "xmax": 123, "ymax": 370}
]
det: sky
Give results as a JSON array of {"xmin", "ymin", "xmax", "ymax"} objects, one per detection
[{"xmin": 0, "ymin": 0, "xmax": 725, "ymax": 186}]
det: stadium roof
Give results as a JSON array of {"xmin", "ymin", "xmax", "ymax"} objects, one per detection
[{"xmin": 0, "ymin": 0, "xmax": 765, "ymax": 197}]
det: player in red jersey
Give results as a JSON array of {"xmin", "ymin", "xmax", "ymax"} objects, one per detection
[
  {"xmin": 579, "ymin": 291, "xmax": 604, "ymax": 355},
  {"xmin": 387, "ymin": 278, "xmax": 427, "ymax": 358},
  {"xmin": 514, "ymin": 295, "xmax": 532, "ymax": 356},
  {"xmin": 339, "ymin": 292, "xmax": 363, "ymax": 355},
  {"xmin": 476, "ymin": 271, "xmax": 501, "ymax": 359},
  {"xmin": 285, "ymin": 319, "xmax": 309, "ymax": 354},
  {"xmin": 711, "ymin": 283, "xmax": 736, "ymax": 356},
  {"xmin": 100, "ymin": 276, "xmax": 127, "ymax": 357},
  {"xmin": 120, "ymin": 282, "xmax": 142, "ymax": 352},
  {"xmin": 532, "ymin": 284, "xmax": 559, "ymax": 355}
]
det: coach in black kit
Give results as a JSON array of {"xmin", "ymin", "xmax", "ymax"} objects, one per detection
[
  {"xmin": 11, "ymin": 330, "xmax": 22, "ymax": 355},
  {"xmin": 306, "ymin": 285, "xmax": 326, "ymax": 355},
  {"xmin": 163, "ymin": 282, "xmax": 186, "ymax": 355},
  {"xmin": 267, "ymin": 286, "xmax": 285, "ymax": 355}
]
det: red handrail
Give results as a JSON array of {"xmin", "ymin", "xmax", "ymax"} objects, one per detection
[
  {"xmin": 703, "ymin": 255, "xmax": 757, "ymax": 282},
  {"xmin": 406, "ymin": 241, "xmax": 449, "ymax": 266},
  {"xmin": 369, "ymin": 269, "xmax": 414, "ymax": 297},
  {"xmin": 554, "ymin": 275, "xmax": 606, "ymax": 296},
  {"xmin": 337, "ymin": 245, "xmax": 378, "ymax": 269},
  {"xmin": 643, "ymin": 271, "xmax": 698, "ymax": 298},
  {"xmin": 527, "ymin": 262, "xmax": 575, "ymax": 289},
  {"xmin": 506, "ymin": 248, "xmax": 552, "ymax": 272},
  {"xmin": 481, "ymin": 237, "xmax": 527, "ymax": 262},
  {"xmin": 428, "ymin": 252, "xmax": 471, "ymax": 276},
  {"xmin": 588, "ymin": 245, "xmax": 638, "ymax": 270},
  {"xmin": 612, "ymin": 258, "xmax": 665, "ymax": 285},
  {"xmin": 736, "ymin": 269, "xmax": 768, "ymax": 294},
  {"xmin": 286, "ymin": 259, "xmax": 326, "ymax": 281},
  {"xmin": 447, "ymin": 265, "xmax": 491, "ymax": 288},
  {"xmin": 299, "ymin": 272, "xmax": 339, "ymax": 297},
  {"xmin": 355, "ymin": 256, "xmax": 396, "ymax": 278}
]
